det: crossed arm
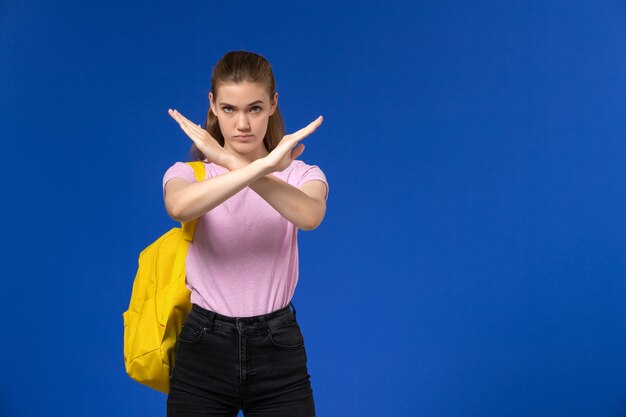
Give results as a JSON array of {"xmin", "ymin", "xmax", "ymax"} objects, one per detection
[
  {"xmin": 164, "ymin": 108, "xmax": 327, "ymax": 230},
  {"xmin": 246, "ymin": 173, "xmax": 327, "ymax": 231},
  {"xmin": 165, "ymin": 156, "xmax": 327, "ymax": 231}
]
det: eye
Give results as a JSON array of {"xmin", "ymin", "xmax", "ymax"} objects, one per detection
[
  {"xmin": 251, "ymin": 106, "xmax": 262, "ymax": 113},
  {"xmin": 222, "ymin": 106, "xmax": 233, "ymax": 113}
]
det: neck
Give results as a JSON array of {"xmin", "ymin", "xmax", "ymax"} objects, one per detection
[{"xmin": 223, "ymin": 143, "xmax": 269, "ymax": 164}]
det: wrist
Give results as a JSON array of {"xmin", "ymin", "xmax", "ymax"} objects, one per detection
[
  {"xmin": 253, "ymin": 157, "xmax": 274, "ymax": 177},
  {"xmin": 220, "ymin": 154, "xmax": 240, "ymax": 171}
]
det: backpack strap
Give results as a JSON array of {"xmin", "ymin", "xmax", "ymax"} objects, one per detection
[
  {"xmin": 186, "ymin": 160, "xmax": 207, "ymax": 182},
  {"xmin": 180, "ymin": 161, "xmax": 207, "ymax": 242}
]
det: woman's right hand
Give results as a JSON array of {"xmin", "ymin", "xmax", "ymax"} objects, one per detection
[
  {"xmin": 262, "ymin": 115, "xmax": 324, "ymax": 173},
  {"xmin": 168, "ymin": 108, "xmax": 234, "ymax": 168}
]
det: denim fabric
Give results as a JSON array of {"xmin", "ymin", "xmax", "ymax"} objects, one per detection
[{"xmin": 167, "ymin": 302, "xmax": 316, "ymax": 417}]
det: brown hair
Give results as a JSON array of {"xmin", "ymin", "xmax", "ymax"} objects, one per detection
[{"xmin": 189, "ymin": 50, "xmax": 285, "ymax": 161}]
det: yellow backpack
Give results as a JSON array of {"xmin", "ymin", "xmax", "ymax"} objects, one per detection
[{"xmin": 122, "ymin": 161, "xmax": 205, "ymax": 393}]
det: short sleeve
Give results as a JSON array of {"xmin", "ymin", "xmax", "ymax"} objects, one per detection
[
  {"xmin": 162, "ymin": 162, "xmax": 196, "ymax": 199},
  {"xmin": 296, "ymin": 163, "xmax": 329, "ymax": 201}
]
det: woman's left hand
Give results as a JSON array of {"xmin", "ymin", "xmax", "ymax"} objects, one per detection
[{"xmin": 168, "ymin": 108, "xmax": 243, "ymax": 170}]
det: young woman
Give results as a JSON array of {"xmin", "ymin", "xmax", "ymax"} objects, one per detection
[{"xmin": 162, "ymin": 50, "xmax": 328, "ymax": 416}]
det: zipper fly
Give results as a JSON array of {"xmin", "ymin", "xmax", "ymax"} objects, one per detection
[{"xmin": 236, "ymin": 319, "xmax": 244, "ymax": 386}]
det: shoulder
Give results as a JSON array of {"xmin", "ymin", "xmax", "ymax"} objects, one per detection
[
  {"xmin": 281, "ymin": 159, "xmax": 329, "ymax": 199},
  {"xmin": 162, "ymin": 160, "xmax": 216, "ymax": 187},
  {"xmin": 290, "ymin": 159, "xmax": 327, "ymax": 181},
  {"xmin": 284, "ymin": 159, "xmax": 326, "ymax": 176},
  {"xmin": 163, "ymin": 161, "xmax": 194, "ymax": 181}
]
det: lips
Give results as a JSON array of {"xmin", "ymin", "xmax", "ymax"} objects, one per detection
[{"xmin": 234, "ymin": 135, "xmax": 253, "ymax": 141}]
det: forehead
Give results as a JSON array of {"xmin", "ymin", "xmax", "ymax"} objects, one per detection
[{"xmin": 216, "ymin": 81, "xmax": 269, "ymax": 104}]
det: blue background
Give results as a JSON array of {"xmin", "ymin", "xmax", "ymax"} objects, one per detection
[{"xmin": 2, "ymin": 0, "xmax": 626, "ymax": 416}]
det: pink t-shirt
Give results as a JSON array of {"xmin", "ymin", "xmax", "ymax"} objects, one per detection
[{"xmin": 162, "ymin": 159, "xmax": 329, "ymax": 318}]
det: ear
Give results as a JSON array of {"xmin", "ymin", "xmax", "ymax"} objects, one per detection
[
  {"xmin": 269, "ymin": 92, "xmax": 278, "ymax": 116},
  {"xmin": 208, "ymin": 92, "xmax": 217, "ymax": 116}
]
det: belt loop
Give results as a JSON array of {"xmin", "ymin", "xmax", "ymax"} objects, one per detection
[
  {"xmin": 208, "ymin": 310, "xmax": 216, "ymax": 333},
  {"xmin": 290, "ymin": 301, "xmax": 297, "ymax": 319},
  {"xmin": 258, "ymin": 315, "xmax": 268, "ymax": 332}
]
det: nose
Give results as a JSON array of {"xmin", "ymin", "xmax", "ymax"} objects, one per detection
[{"xmin": 236, "ymin": 113, "xmax": 250, "ymax": 132}]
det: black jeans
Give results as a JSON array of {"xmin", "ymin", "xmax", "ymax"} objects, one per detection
[{"xmin": 167, "ymin": 302, "xmax": 316, "ymax": 417}]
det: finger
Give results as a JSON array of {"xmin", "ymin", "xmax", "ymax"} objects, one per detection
[
  {"xmin": 289, "ymin": 115, "xmax": 323, "ymax": 142},
  {"xmin": 290, "ymin": 143, "xmax": 305, "ymax": 160},
  {"xmin": 170, "ymin": 109, "xmax": 193, "ymax": 128},
  {"xmin": 175, "ymin": 111, "xmax": 208, "ymax": 135},
  {"xmin": 179, "ymin": 116, "xmax": 219, "ymax": 145},
  {"xmin": 172, "ymin": 110, "xmax": 195, "ymax": 127},
  {"xmin": 169, "ymin": 110, "xmax": 202, "ymax": 144},
  {"xmin": 169, "ymin": 109, "xmax": 186, "ymax": 125},
  {"xmin": 174, "ymin": 110, "xmax": 194, "ymax": 124},
  {"xmin": 171, "ymin": 113, "xmax": 203, "ymax": 141},
  {"xmin": 176, "ymin": 121, "xmax": 196, "ymax": 140},
  {"xmin": 172, "ymin": 111, "xmax": 205, "ymax": 137},
  {"xmin": 170, "ymin": 109, "xmax": 218, "ymax": 146}
]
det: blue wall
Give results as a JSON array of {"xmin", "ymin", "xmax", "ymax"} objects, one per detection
[{"xmin": 2, "ymin": 1, "xmax": 626, "ymax": 416}]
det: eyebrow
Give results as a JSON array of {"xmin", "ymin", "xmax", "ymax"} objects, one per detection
[{"xmin": 219, "ymin": 100, "xmax": 264, "ymax": 107}]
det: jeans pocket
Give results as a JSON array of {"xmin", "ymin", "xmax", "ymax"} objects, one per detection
[
  {"xmin": 177, "ymin": 312, "xmax": 207, "ymax": 344},
  {"xmin": 267, "ymin": 319, "xmax": 305, "ymax": 349},
  {"xmin": 178, "ymin": 322, "xmax": 205, "ymax": 343}
]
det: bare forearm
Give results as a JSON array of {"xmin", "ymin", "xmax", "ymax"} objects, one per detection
[
  {"xmin": 171, "ymin": 158, "xmax": 270, "ymax": 222},
  {"xmin": 248, "ymin": 175, "xmax": 325, "ymax": 230}
]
